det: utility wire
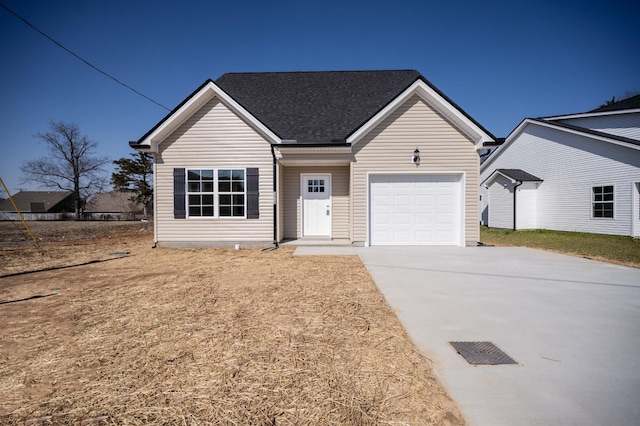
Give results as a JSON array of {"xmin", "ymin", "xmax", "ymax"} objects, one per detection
[{"xmin": 1, "ymin": 2, "xmax": 171, "ymax": 111}]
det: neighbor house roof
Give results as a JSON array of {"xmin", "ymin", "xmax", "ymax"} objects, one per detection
[
  {"xmin": 537, "ymin": 118, "xmax": 640, "ymax": 147},
  {"xmin": 589, "ymin": 94, "xmax": 640, "ymax": 113},
  {"xmin": 481, "ymin": 169, "xmax": 542, "ymax": 186},
  {"xmin": 495, "ymin": 169, "xmax": 542, "ymax": 182},
  {"xmin": 482, "ymin": 116, "xmax": 640, "ymax": 172},
  {"xmin": 85, "ymin": 191, "xmax": 139, "ymax": 213},
  {"xmin": 0, "ymin": 191, "xmax": 74, "ymax": 213},
  {"xmin": 133, "ymin": 70, "xmax": 495, "ymax": 149}
]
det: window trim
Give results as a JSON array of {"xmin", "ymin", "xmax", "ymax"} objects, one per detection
[
  {"xmin": 185, "ymin": 167, "xmax": 247, "ymax": 219},
  {"xmin": 591, "ymin": 184, "xmax": 614, "ymax": 219}
]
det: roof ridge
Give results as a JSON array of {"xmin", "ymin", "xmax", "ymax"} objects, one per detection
[
  {"xmin": 218, "ymin": 69, "xmax": 419, "ymax": 75},
  {"xmin": 530, "ymin": 118, "xmax": 640, "ymax": 147}
]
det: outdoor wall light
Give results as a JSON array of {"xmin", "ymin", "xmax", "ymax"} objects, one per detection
[{"xmin": 412, "ymin": 148, "xmax": 420, "ymax": 166}]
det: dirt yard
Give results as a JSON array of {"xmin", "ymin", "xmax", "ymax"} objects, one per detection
[{"xmin": 0, "ymin": 221, "xmax": 463, "ymax": 425}]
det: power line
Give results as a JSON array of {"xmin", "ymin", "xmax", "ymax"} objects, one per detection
[{"xmin": 0, "ymin": 2, "xmax": 171, "ymax": 111}]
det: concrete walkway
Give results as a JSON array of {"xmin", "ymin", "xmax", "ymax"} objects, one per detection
[
  {"xmin": 294, "ymin": 244, "xmax": 640, "ymax": 424},
  {"xmin": 352, "ymin": 246, "xmax": 640, "ymax": 426}
]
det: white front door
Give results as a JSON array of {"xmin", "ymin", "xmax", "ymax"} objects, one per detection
[{"xmin": 301, "ymin": 174, "xmax": 331, "ymax": 237}]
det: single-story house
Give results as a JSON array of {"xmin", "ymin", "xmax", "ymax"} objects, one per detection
[
  {"xmin": 480, "ymin": 95, "xmax": 640, "ymax": 237},
  {"xmin": 0, "ymin": 191, "xmax": 75, "ymax": 220},
  {"xmin": 130, "ymin": 70, "xmax": 495, "ymax": 247},
  {"xmin": 84, "ymin": 191, "xmax": 150, "ymax": 220}
]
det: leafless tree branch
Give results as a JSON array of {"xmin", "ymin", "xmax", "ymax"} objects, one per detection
[{"xmin": 20, "ymin": 121, "xmax": 110, "ymax": 219}]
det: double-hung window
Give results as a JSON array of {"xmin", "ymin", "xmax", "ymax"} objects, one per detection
[
  {"xmin": 188, "ymin": 169, "xmax": 214, "ymax": 217},
  {"xmin": 218, "ymin": 169, "xmax": 245, "ymax": 217},
  {"xmin": 592, "ymin": 185, "xmax": 614, "ymax": 218},
  {"xmin": 186, "ymin": 168, "xmax": 245, "ymax": 218}
]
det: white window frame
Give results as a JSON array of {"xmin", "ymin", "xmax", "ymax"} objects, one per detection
[
  {"xmin": 186, "ymin": 168, "xmax": 246, "ymax": 219},
  {"xmin": 591, "ymin": 184, "xmax": 614, "ymax": 219}
]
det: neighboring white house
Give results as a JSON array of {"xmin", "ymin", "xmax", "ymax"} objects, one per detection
[
  {"xmin": 480, "ymin": 95, "xmax": 640, "ymax": 237},
  {"xmin": 130, "ymin": 70, "xmax": 495, "ymax": 247}
]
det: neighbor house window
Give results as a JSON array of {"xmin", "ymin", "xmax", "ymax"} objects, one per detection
[
  {"xmin": 592, "ymin": 185, "xmax": 614, "ymax": 218},
  {"xmin": 186, "ymin": 168, "xmax": 246, "ymax": 218}
]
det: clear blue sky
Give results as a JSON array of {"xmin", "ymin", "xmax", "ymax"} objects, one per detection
[{"xmin": 1, "ymin": 0, "xmax": 638, "ymax": 195}]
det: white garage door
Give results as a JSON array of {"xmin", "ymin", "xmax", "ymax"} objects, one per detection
[{"xmin": 369, "ymin": 174, "xmax": 462, "ymax": 245}]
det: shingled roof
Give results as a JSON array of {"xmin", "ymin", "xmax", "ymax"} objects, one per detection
[
  {"xmin": 590, "ymin": 94, "xmax": 640, "ymax": 113},
  {"xmin": 0, "ymin": 191, "xmax": 74, "ymax": 213},
  {"xmin": 496, "ymin": 169, "xmax": 543, "ymax": 182},
  {"xmin": 215, "ymin": 70, "xmax": 421, "ymax": 143},
  {"xmin": 133, "ymin": 69, "xmax": 495, "ymax": 149}
]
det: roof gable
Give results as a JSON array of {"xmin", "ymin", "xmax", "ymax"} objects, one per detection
[
  {"xmin": 215, "ymin": 70, "xmax": 423, "ymax": 144},
  {"xmin": 133, "ymin": 70, "xmax": 495, "ymax": 151},
  {"xmin": 481, "ymin": 118, "xmax": 640, "ymax": 172},
  {"xmin": 132, "ymin": 80, "xmax": 280, "ymax": 152},
  {"xmin": 346, "ymin": 78, "xmax": 495, "ymax": 148}
]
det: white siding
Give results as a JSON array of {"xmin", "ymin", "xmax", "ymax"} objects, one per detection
[
  {"xmin": 488, "ymin": 175, "xmax": 514, "ymax": 229},
  {"xmin": 480, "ymin": 184, "xmax": 489, "ymax": 225},
  {"xmin": 486, "ymin": 178, "xmax": 538, "ymax": 230},
  {"xmin": 481, "ymin": 123, "xmax": 640, "ymax": 236},
  {"xmin": 634, "ymin": 183, "xmax": 640, "ymax": 238},
  {"xmin": 155, "ymin": 97, "xmax": 274, "ymax": 245},
  {"xmin": 353, "ymin": 95, "xmax": 479, "ymax": 245},
  {"xmin": 557, "ymin": 112, "xmax": 640, "ymax": 141},
  {"xmin": 516, "ymin": 183, "xmax": 538, "ymax": 229}
]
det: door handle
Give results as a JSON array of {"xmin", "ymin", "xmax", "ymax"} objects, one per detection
[{"xmin": 326, "ymin": 205, "xmax": 330, "ymax": 216}]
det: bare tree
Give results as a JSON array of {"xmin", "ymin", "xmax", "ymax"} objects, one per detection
[{"xmin": 21, "ymin": 121, "xmax": 110, "ymax": 219}]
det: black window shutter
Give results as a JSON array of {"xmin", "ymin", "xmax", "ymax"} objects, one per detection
[
  {"xmin": 173, "ymin": 168, "xmax": 186, "ymax": 219},
  {"xmin": 246, "ymin": 168, "xmax": 259, "ymax": 219}
]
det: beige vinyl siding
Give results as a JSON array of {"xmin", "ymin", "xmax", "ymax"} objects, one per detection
[
  {"xmin": 155, "ymin": 97, "xmax": 273, "ymax": 245},
  {"xmin": 281, "ymin": 165, "xmax": 350, "ymax": 240},
  {"xmin": 352, "ymin": 95, "xmax": 480, "ymax": 245}
]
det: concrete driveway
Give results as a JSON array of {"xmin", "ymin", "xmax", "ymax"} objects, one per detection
[{"xmin": 354, "ymin": 246, "xmax": 640, "ymax": 426}]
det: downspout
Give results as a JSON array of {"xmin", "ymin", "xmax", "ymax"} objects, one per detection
[
  {"xmin": 270, "ymin": 144, "xmax": 279, "ymax": 249},
  {"xmin": 151, "ymin": 152, "xmax": 158, "ymax": 248},
  {"xmin": 513, "ymin": 180, "xmax": 523, "ymax": 231}
]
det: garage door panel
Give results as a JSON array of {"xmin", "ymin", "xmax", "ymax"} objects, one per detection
[
  {"xmin": 436, "ymin": 193, "xmax": 453, "ymax": 206},
  {"xmin": 373, "ymin": 213, "xmax": 390, "ymax": 225},
  {"xmin": 415, "ymin": 230, "xmax": 432, "ymax": 241},
  {"xmin": 393, "ymin": 230, "xmax": 411, "ymax": 242},
  {"xmin": 437, "ymin": 212, "xmax": 453, "ymax": 223},
  {"xmin": 415, "ymin": 194, "xmax": 430, "ymax": 206},
  {"xmin": 394, "ymin": 213, "xmax": 411, "ymax": 225},
  {"xmin": 395, "ymin": 195, "xmax": 410, "ymax": 207},
  {"xmin": 415, "ymin": 212, "xmax": 431, "ymax": 224},
  {"xmin": 370, "ymin": 174, "xmax": 461, "ymax": 246},
  {"xmin": 373, "ymin": 194, "xmax": 389, "ymax": 204}
]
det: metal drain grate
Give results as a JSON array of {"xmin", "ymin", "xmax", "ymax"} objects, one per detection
[{"xmin": 449, "ymin": 341, "xmax": 518, "ymax": 365}]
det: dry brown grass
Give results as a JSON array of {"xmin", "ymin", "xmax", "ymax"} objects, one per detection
[{"xmin": 0, "ymin": 223, "xmax": 463, "ymax": 425}]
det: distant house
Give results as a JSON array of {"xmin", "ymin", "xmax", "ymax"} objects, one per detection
[
  {"xmin": 130, "ymin": 70, "xmax": 495, "ymax": 247},
  {"xmin": 0, "ymin": 191, "xmax": 76, "ymax": 220},
  {"xmin": 84, "ymin": 191, "xmax": 149, "ymax": 220},
  {"xmin": 480, "ymin": 95, "xmax": 640, "ymax": 237}
]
